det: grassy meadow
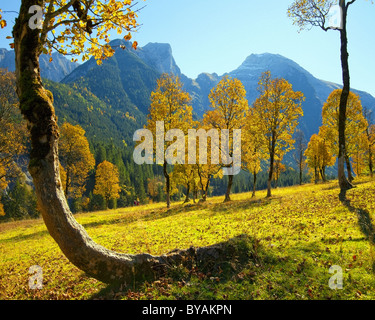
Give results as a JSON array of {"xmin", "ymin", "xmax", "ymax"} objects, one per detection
[{"xmin": 1, "ymin": 177, "xmax": 375, "ymax": 300}]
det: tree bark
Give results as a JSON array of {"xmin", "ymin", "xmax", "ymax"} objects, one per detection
[
  {"xmin": 345, "ymin": 153, "xmax": 354, "ymax": 182},
  {"xmin": 184, "ymin": 181, "xmax": 190, "ymax": 203},
  {"xmin": 163, "ymin": 161, "xmax": 170, "ymax": 208},
  {"xmin": 12, "ymin": 0, "xmax": 233, "ymax": 284},
  {"xmin": 337, "ymin": 1, "xmax": 353, "ymax": 192},
  {"xmin": 252, "ymin": 171, "xmax": 257, "ymax": 198},
  {"xmin": 65, "ymin": 168, "xmax": 70, "ymax": 198},
  {"xmin": 224, "ymin": 174, "xmax": 233, "ymax": 202},
  {"xmin": 267, "ymin": 136, "xmax": 276, "ymax": 198},
  {"xmin": 202, "ymin": 177, "xmax": 210, "ymax": 201},
  {"xmin": 320, "ymin": 167, "xmax": 327, "ymax": 183},
  {"xmin": 197, "ymin": 165, "xmax": 210, "ymax": 202}
]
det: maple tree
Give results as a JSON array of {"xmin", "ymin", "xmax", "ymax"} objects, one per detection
[
  {"xmin": 0, "ymin": 69, "xmax": 27, "ymax": 193},
  {"xmin": 305, "ymin": 133, "xmax": 335, "ymax": 183},
  {"xmin": 194, "ymin": 121, "xmax": 224, "ymax": 202},
  {"xmin": 94, "ymin": 160, "xmax": 121, "ymax": 208},
  {"xmin": 272, "ymin": 154, "xmax": 287, "ymax": 188},
  {"xmin": 369, "ymin": 125, "xmax": 375, "ymax": 177},
  {"xmin": 205, "ymin": 76, "xmax": 248, "ymax": 202},
  {"xmin": 146, "ymin": 73, "xmax": 193, "ymax": 208},
  {"xmin": 59, "ymin": 122, "xmax": 95, "ymax": 200},
  {"xmin": 0, "ymin": 0, "xmax": 208, "ymax": 284},
  {"xmin": 172, "ymin": 164, "xmax": 198, "ymax": 203},
  {"xmin": 320, "ymin": 89, "xmax": 368, "ymax": 182},
  {"xmin": 147, "ymin": 176, "xmax": 163, "ymax": 202},
  {"xmin": 293, "ymin": 129, "xmax": 307, "ymax": 185},
  {"xmin": 288, "ymin": 0, "xmax": 366, "ymax": 194},
  {"xmin": 351, "ymin": 132, "xmax": 369, "ymax": 177},
  {"xmin": 252, "ymin": 71, "xmax": 304, "ymax": 197},
  {"xmin": 242, "ymin": 107, "xmax": 267, "ymax": 197},
  {"xmin": 364, "ymin": 108, "xmax": 375, "ymax": 177}
]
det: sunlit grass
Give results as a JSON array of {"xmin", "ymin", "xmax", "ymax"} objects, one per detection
[{"xmin": 0, "ymin": 177, "xmax": 375, "ymax": 299}]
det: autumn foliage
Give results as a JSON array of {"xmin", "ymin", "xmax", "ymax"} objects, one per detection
[
  {"xmin": 94, "ymin": 160, "xmax": 121, "ymax": 207},
  {"xmin": 59, "ymin": 123, "xmax": 95, "ymax": 199},
  {"xmin": 251, "ymin": 71, "xmax": 304, "ymax": 197}
]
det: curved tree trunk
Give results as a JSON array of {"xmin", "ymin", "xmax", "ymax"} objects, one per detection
[{"xmin": 12, "ymin": 1, "xmax": 231, "ymax": 284}]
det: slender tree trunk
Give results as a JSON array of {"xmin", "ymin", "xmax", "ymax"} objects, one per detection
[
  {"xmin": 267, "ymin": 137, "xmax": 276, "ymax": 198},
  {"xmin": 345, "ymin": 153, "xmax": 354, "ymax": 182},
  {"xmin": 12, "ymin": 0, "xmax": 234, "ymax": 284},
  {"xmin": 184, "ymin": 181, "xmax": 190, "ymax": 203},
  {"xmin": 275, "ymin": 173, "xmax": 279, "ymax": 189},
  {"xmin": 163, "ymin": 161, "xmax": 170, "ymax": 208},
  {"xmin": 369, "ymin": 148, "xmax": 374, "ymax": 178},
  {"xmin": 197, "ymin": 165, "xmax": 210, "ymax": 202},
  {"xmin": 252, "ymin": 171, "xmax": 257, "ymax": 198},
  {"xmin": 314, "ymin": 167, "xmax": 318, "ymax": 184},
  {"xmin": 224, "ymin": 174, "xmax": 233, "ymax": 202},
  {"xmin": 105, "ymin": 196, "xmax": 110, "ymax": 209},
  {"xmin": 299, "ymin": 155, "xmax": 303, "ymax": 185},
  {"xmin": 320, "ymin": 167, "xmax": 327, "ymax": 183},
  {"xmin": 192, "ymin": 185, "xmax": 197, "ymax": 203},
  {"xmin": 202, "ymin": 176, "xmax": 211, "ymax": 201},
  {"xmin": 338, "ymin": 1, "xmax": 353, "ymax": 193}
]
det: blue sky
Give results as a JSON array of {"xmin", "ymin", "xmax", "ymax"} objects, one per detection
[{"xmin": 1, "ymin": 0, "xmax": 374, "ymax": 96}]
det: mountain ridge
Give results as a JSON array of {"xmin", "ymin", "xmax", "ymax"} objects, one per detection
[
  {"xmin": 1, "ymin": 41, "xmax": 374, "ymax": 143},
  {"xmin": 0, "ymin": 48, "xmax": 79, "ymax": 82}
]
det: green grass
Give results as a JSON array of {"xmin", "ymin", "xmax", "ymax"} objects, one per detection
[{"xmin": 1, "ymin": 177, "xmax": 375, "ymax": 300}]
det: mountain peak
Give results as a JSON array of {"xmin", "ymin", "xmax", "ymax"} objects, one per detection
[
  {"xmin": 236, "ymin": 52, "xmax": 304, "ymax": 75},
  {"xmin": 135, "ymin": 42, "xmax": 181, "ymax": 76}
]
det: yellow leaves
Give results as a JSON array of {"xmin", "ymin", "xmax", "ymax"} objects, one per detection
[
  {"xmin": 0, "ymin": 163, "xmax": 8, "ymax": 191},
  {"xmin": 321, "ymin": 89, "xmax": 368, "ymax": 157},
  {"xmin": 124, "ymin": 33, "xmax": 132, "ymax": 41},
  {"xmin": 207, "ymin": 75, "xmax": 248, "ymax": 131},
  {"xmin": 288, "ymin": 0, "xmax": 334, "ymax": 31},
  {"xmin": 0, "ymin": 202, "xmax": 4, "ymax": 216},
  {"xmin": 94, "ymin": 161, "xmax": 121, "ymax": 202},
  {"xmin": 59, "ymin": 122, "xmax": 95, "ymax": 199},
  {"xmin": 147, "ymin": 73, "xmax": 193, "ymax": 135},
  {"xmin": 24, "ymin": 0, "xmax": 141, "ymax": 64},
  {"xmin": 0, "ymin": 11, "xmax": 6, "ymax": 28},
  {"xmin": 305, "ymin": 133, "xmax": 335, "ymax": 172},
  {"xmin": 0, "ymin": 69, "xmax": 28, "ymax": 188},
  {"xmin": 252, "ymin": 71, "xmax": 304, "ymax": 155}
]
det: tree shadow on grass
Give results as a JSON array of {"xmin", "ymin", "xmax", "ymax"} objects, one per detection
[
  {"xmin": 82, "ymin": 204, "xmax": 207, "ymax": 230},
  {"xmin": 207, "ymin": 197, "xmax": 274, "ymax": 215},
  {"xmin": 0, "ymin": 229, "xmax": 50, "ymax": 244},
  {"xmin": 88, "ymin": 234, "xmax": 277, "ymax": 300},
  {"xmin": 339, "ymin": 189, "xmax": 375, "ymax": 245}
]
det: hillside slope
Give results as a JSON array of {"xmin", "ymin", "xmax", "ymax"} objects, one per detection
[{"xmin": 1, "ymin": 177, "xmax": 374, "ymax": 300}]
